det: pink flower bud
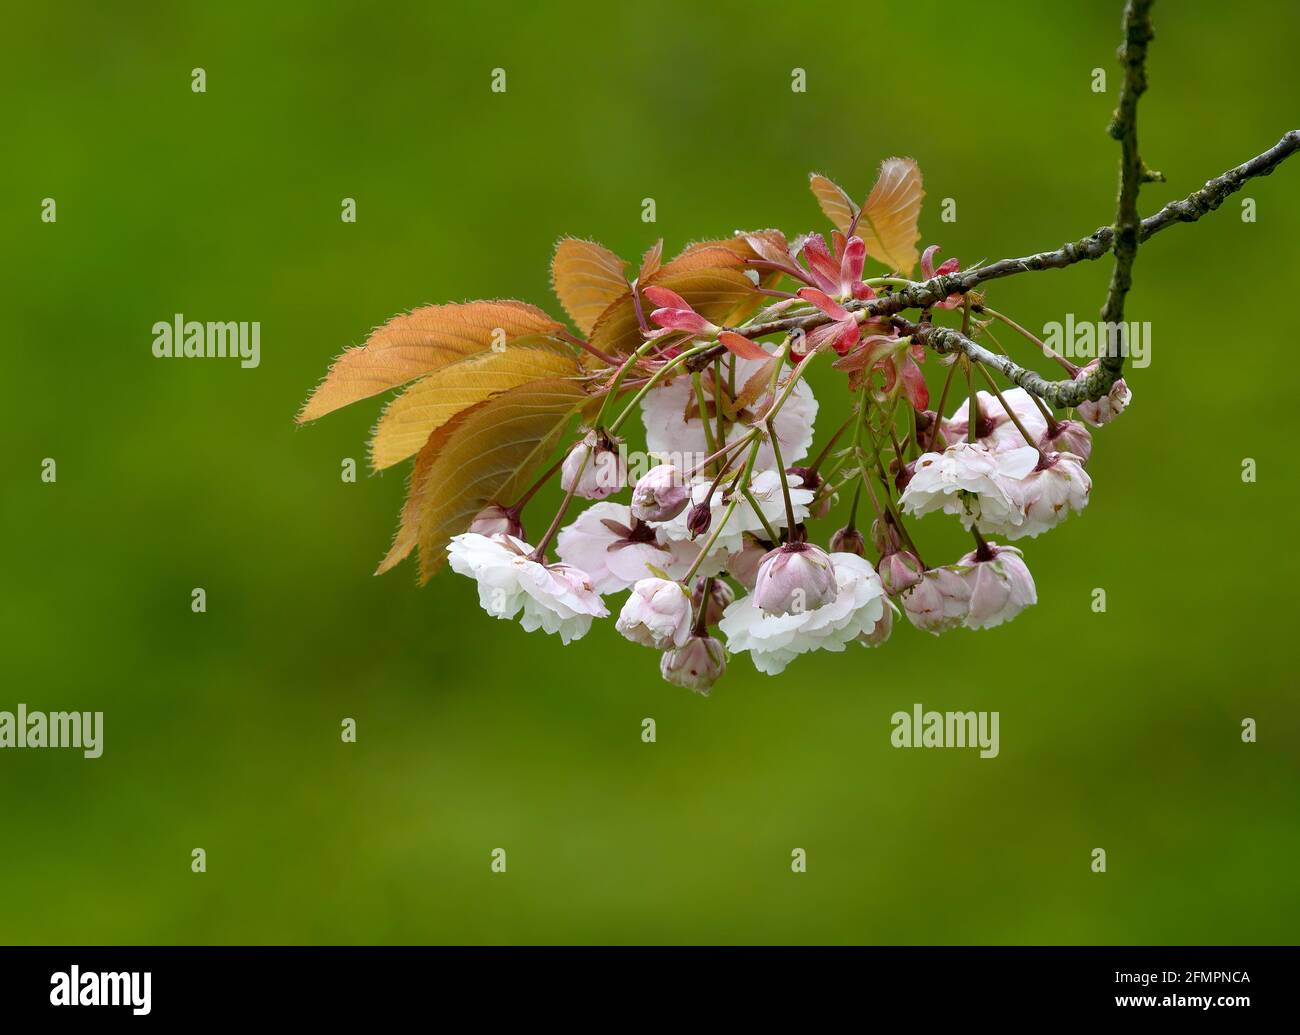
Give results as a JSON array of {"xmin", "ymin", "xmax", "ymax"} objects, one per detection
[
  {"xmin": 893, "ymin": 458, "xmax": 915, "ymax": 494},
  {"xmin": 631, "ymin": 463, "xmax": 690, "ymax": 522},
  {"xmin": 959, "ymin": 544, "xmax": 1037, "ymax": 629},
  {"xmin": 561, "ymin": 430, "xmax": 626, "ymax": 500},
  {"xmin": 830, "ymin": 525, "xmax": 866, "ymax": 557},
  {"xmin": 692, "ymin": 577, "xmax": 734, "ymax": 627},
  {"xmin": 877, "ymin": 550, "xmax": 924, "ymax": 595},
  {"xmin": 659, "ymin": 635, "xmax": 726, "ymax": 695},
  {"xmin": 616, "ymin": 577, "xmax": 693, "ymax": 649},
  {"xmin": 686, "ymin": 501, "xmax": 712, "ymax": 539},
  {"xmin": 1073, "ymin": 360, "xmax": 1132, "ymax": 426},
  {"xmin": 753, "ymin": 542, "xmax": 838, "ymax": 616},
  {"xmin": 901, "ymin": 567, "xmax": 971, "ymax": 634},
  {"xmin": 468, "ymin": 504, "xmax": 524, "ymax": 540},
  {"xmin": 1039, "ymin": 419, "xmax": 1093, "ymax": 465}
]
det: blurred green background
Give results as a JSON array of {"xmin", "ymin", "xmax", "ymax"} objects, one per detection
[{"xmin": 3, "ymin": 0, "xmax": 1297, "ymax": 944}]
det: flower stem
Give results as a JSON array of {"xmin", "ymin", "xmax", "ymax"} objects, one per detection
[
  {"xmin": 529, "ymin": 447, "xmax": 589, "ymax": 562},
  {"xmin": 692, "ymin": 370, "xmax": 719, "ymax": 463},
  {"xmin": 607, "ymin": 344, "xmax": 710, "ymax": 435},
  {"xmin": 506, "ymin": 455, "xmax": 567, "ymax": 513},
  {"xmin": 975, "ymin": 361, "xmax": 1042, "ymax": 451},
  {"xmin": 965, "ymin": 355, "xmax": 978, "ymax": 444},
  {"xmin": 927, "ymin": 358, "xmax": 958, "ymax": 452},
  {"xmin": 741, "ymin": 488, "xmax": 781, "ymax": 543},
  {"xmin": 682, "ymin": 439, "xmax": 762, "ymax": 584},
  {"xmin": 979, "ymin": 305, "xmax": 1079, "ymax": 376},
  {"xmin": 981, "ymin": 323, "xmax": 1060, "ymax": 433},
  {"xmin": 692, "ymin": 577, "xmax": 714, "ymax": 635}
]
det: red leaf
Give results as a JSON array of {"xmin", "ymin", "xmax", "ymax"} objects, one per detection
[{"xmin": 718, "ymin": 331, "xmax": 771, "ymax": 361}]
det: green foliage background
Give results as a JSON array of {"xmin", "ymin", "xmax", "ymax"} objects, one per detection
[{"xmin": 3, "ymin": 0, "xmax": 1297, "ymax": 944}]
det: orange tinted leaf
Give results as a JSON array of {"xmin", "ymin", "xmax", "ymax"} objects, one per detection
[
  {"xmin": 407, "ymin": 378, "xmax": 592, "ymax": 581},
  {"xmin": 589, "ymin": 268, "xmax": 755, "ymax": 355},
  {"xmin": 638, "ymin": 239, "xmax": 663, "ymax": 281},
  {"xmin": 653, "ymin": 243, "xmax": 748, "ymax": 279},
  {"xmin": 856, "ymin": 157, "xmax": 924, "ymax": 274},
  {"xmin": 374, "ymin": 401, "xmax": 490, "ymax": 576},
  {"xmin": 550, "ymin": 238, "xmax": 629, "ymax": 335},
  {"xmin": 298, "ymin": 300, "xmax": 563, "ymax": 423},
  {"xmin": 809, "ymin": 173, "xmax": 858, "ymax": 234},
  {"xmin": 369, "ymin": 339, "xmax": 582, "ymax": 471}
]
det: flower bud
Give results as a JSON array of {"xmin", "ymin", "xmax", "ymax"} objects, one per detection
[
  {"xmin": 659, "ymin": 635, "xmax": 726, "ymax": 695},
  {"xmin": 630, "ymin": 463, "xmax": 690, "ymax": 522},
  {"xmin": 616, "ymin": 577, "xmax": 693, "ymax": 649},
  {"xmin": 877, "ymin": 550, "xmax": 924, "ymax": 595},
  {"xmin": 561, "ymin": 429, "xmax": 626, "ymax": 500},
  {"xmin": 692, "ymin": 577, "xmax": 734, "ymax": 628},
  {"xmin": 893, "ymin": 458, "xmax": 915, "ymax": 494},
  {"xmin": 901, "ymin": 566, "xmax": 971, "ymax": 634},
  {"xmin": 1073, "ymin": 360, "xmax": 1132, "ymax": 426},
  {"xmin": 787, "ymin": 466, "xmax": 834, "ymax": 518},
  {"xmin": 959, "ymin": 544, "xmax": 1036, "ymax": 630},
  {"xmin": 753, "ymin": 542, "xmax": 838, "ymax": 616},
  {"xmin": 1039, "ymin": 418, "xmax": 1093, "ymax": 465},
  {"xmin": 830, "ymin": 525, "xmax": 866, "ymax": 557},
  {"xmin": 685, "ymin": 501, "xmax": 712, "ymax": 539},
  {"xmin": 468, "ymin": 504, "xmax": 524, "ymax": 540}
]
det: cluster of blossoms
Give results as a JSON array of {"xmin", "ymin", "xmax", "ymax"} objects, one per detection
[
  {"xmin": 437, "ymin": 192, "xmax": 1130, "ymax": 694},
  {"xmin": 446, "ymin": 351, "xmax": 1127, "ymax": 692},
  {"xmin": 301, "ymin": 157, "xmax": 1137, "ymax": 697}
]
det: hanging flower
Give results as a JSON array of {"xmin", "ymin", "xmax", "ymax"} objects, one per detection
[
  {"xmin": 560, "ymin": 429, "xmax": 627, "ymax": 500},
  {"xmin": 1039, "ymin": 418, "xmax": 1093, "ymax": 465},
  {"xmin": 959, "ymin": 544, "xmax": 1037, "ymax": 630},
  {"xmin": 555, "ymin": 503, "xmax": 678, "ymax": 593},
  {"xmin": 660, "ymin": 635, "xmax": 727, "ymax": 694},
  {"xmin": 899, "ymin": 441, "xmax": 1039, "ymax": 534},
  {"xmin": 447, "ymin": 533, "xmax": 608, "ymax": 644},
  {"xmin": 719, "ymin": 552, "xmax": 887, "ymax": 675},
  {"xmin": 1074, "ymin": 360, "xmax": 1132, "ymax": 426},
  {"xmin": 630, "ymin": 463, "xmax": 691, "ymax": 522},
  {"xmin": 986, "ymin": 451, "xmax": 1091, "ymax": 540},
  {"xmin": 616, "ymin": 578, "xmax": 693, "ymax": 649},
  {"xmin": 900, "ymin": 566, "xmax": 972, "ymax": 634},
  {"xmin": 752, "ymin": 542, "xmax": 838, "ymax": 616}
]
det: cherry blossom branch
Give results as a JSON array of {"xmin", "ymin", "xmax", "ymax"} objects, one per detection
[{"xmin": 686, "ymin": 129, "xmax": 1300, "ymax": 384}]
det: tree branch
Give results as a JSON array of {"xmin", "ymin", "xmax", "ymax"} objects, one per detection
[
  {"xmin": 892, "ymin": 318, "xmax": 1098, "ymax": 409},
  {"xmin": 1097, "ymin": 0, "xmax": 1156, "ymax": 389}
]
